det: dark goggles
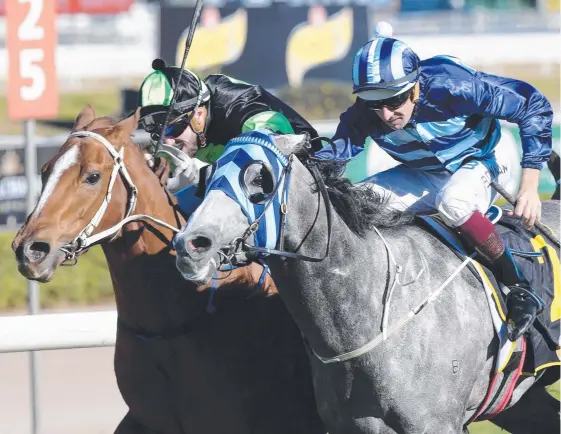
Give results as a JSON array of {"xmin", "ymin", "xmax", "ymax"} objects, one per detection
[
  {"xmin": 361, "ymin": 88, "xmax": 412, "ymax": 111},
  {"xmin": 140, "ymin": 112, "xmax": 192, "ymax": 140}
]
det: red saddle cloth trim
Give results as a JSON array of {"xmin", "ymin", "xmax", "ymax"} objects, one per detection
[{"xmin": 472, "ymin": 338, "xmax": 527, "ymax": 422}]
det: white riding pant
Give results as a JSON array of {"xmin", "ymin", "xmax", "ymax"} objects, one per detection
[{"xmin": 361, "ymin": 141, "xmax": 520, "ymax": 227}]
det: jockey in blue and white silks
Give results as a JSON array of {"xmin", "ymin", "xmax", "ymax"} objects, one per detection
[{"xmin": 315, "ymin": 26, "xmax": 553, "ymax": 342}]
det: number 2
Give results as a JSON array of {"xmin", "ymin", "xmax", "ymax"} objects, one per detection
[{"xmin": 18, "ymin": 0, "xmax": 44, "ymax": 41}]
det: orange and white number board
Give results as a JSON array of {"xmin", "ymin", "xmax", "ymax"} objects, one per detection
[{"xmin": 7, "ymin": 0, "xmax": 58, "ymax": 120}]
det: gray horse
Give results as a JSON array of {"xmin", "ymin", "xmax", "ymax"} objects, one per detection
[{"xmin": 172, "ymin": 130, "xmax": 560, "ymax": 434}]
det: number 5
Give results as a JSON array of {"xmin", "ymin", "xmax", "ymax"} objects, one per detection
[{"xmin": 20, "ymin": 48, "xmax": 46, "ymax": 101}]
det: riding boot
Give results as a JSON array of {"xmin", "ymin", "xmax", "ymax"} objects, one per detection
[
  {"xmin": 492, "ymin": 248, "xmax": 545, "ymax": 341},
  {"xmin": 456, "ymin": 211, "xmax": 545, "ymax": 341}
]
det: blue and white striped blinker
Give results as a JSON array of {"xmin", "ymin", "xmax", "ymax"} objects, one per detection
[{"xmin": 205, "ymin": 130, "xmax": 289, "ymax": 253}]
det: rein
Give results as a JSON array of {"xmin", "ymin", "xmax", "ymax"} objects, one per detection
[{"xmin": 59, "ymin": 131, "xmax": 180, "ymax": 265}]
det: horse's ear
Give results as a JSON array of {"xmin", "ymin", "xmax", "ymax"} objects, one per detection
[
  {"xmin": 114, "ymin": 107, "xmax": 140, "ymax": 140},
  {"xmin": 71, "ymin": 104, "xmax": 96, "ymax": 132},
  {"xmin": 273, "ymin": 133, "xmax": 312, "ymax": 158}
]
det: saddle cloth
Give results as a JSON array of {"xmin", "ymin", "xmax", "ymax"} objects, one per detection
[
  {"xmin": 416, "ymin": 208, "xmax": 560, "ymax": 376},
  {"xmin": 417, "ymin": 208, "xmax": 560, "ymax": 420}
]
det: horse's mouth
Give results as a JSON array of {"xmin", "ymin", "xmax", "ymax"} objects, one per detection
[
  {"xmin": 175, "ymin": 256, "xmax": 216, "ymax": 284},
  {"xmin": 17, "ymin": 261, "xmax": 56, "ymax": 283},
  {"xmin": 15, "ymin": 250, "xmax": 66, "ymax": 283}
]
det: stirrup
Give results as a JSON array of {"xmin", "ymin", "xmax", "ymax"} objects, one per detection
[
  {"xmin": 506, "ymin": 284, "xmax": 546, "ymax": 313},
  {"xmin": 506, "ymin": 285, "xmax": 545, "ymax": 341}
]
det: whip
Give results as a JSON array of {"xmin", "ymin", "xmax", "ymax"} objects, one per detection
[
  {"xmin": 155, "ymin": 0, "xmax": 205, "ymax": 153},
  {"xmin": 491, "ymin": 181, "xmax": 560, "ymax": 248}
]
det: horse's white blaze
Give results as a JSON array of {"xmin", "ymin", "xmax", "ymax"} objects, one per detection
[{"xmin": 35, "ymin": 145, "xmax": 80, "ymax": 215}]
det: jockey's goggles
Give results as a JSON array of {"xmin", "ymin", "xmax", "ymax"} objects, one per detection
[
  {"xmin": 360, "ymin": 88, "xmax": 413, "ymax": 111},
  {"xmin": 140, "ymin": 111, "xmax": 193, "ymax": 140}
]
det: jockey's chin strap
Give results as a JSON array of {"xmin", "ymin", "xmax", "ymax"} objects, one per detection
[{"xmin": 60, "ymin": 131, "xmax": 180, "ymax": 265}]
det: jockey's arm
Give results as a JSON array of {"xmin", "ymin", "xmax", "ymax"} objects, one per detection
[
  {"xmin": 444, "ymin": 71, "xmax": 553, "ymax": 171},
  {"xmin": 443, "ymin": 71, "xmax": 553, "ymax": 227},
  {"xmin": 314, "ymin": 104, "xmax": 369, "ymax": 162}
]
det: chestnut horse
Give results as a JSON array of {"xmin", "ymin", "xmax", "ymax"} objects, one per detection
[{"xmin": 12, "ymin": 106, "xmax": 325, "ymax": 434}]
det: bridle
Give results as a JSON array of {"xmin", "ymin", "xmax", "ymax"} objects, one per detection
[
  {"xmin": 55, "ymin": 129, "xmax": 274, "ymax": 327},
  {"xmin": 59, "ymin": 131, "xmax": 180, "ymax": 265},
  {"xmin": 215, "ymin": 137, "xmax": 336, "ymax": 266}
]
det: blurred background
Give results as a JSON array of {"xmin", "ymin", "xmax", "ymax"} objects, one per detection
[{"xmin": 0, "ymin": 0, "xmax": 559, "ymax": 433}]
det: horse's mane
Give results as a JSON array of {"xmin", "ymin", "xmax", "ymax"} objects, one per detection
[{"xmin": 304, "ymin": 159, "xmax": 413, "ymax": 237}]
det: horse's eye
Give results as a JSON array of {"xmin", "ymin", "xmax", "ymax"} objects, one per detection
[{"xmin": 85, "ymin": 173, "xmax": 101, "ymax": 185}]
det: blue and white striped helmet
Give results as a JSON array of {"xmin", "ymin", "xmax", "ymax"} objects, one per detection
[{"xmin": 352, "ymin": 36, "xmax": 420, "ymax": 101}]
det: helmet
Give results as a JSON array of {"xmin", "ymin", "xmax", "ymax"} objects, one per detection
[
  {"xmin": 352, "ymin": 36, "xmax": 420, "ymax": 101},
  {"xmin": 138, "ymin": 58, "xmax": 211, "ymax": 131}
]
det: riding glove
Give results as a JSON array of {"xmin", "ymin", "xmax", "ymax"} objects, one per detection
[{"xmin": 155, "ymin": 144, "xmax": 209, "ymax": 193}]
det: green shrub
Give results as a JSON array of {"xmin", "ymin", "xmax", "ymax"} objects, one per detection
[{"xmin": 0, "ymin": 232, "xmax": 114, "ymax": 310}]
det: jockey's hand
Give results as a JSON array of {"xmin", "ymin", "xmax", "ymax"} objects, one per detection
[
  {"xmin": 508, "ymin": 168, "xmax": 542, "ymax": 230},
  {"xmin": 155, "ymin": 143, "xmax": 207, "ymax": 194}
]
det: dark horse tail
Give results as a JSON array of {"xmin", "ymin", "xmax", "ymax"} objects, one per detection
[{"xmin": 547, "ymin": 150, "xmax": 560, "ymax": 200}]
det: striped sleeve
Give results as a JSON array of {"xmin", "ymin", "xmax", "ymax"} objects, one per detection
[
  {"xmin": 314, "ymin": 103, "xmax": 368, "ymax": 162},
  {"xmin": 438, "ymin": 70, "xmax": 553, "ymax": 170}
]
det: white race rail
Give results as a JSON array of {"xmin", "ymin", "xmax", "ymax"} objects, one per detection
[{"xmin": 0, "ymin": 310, "xmax": 117, "ymax": 353}]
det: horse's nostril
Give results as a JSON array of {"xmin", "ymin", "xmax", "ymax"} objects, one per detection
[
  {"xmin": 24, "ymin": 240, "xmax": 51, "ymax": 264},
  {"xmin": 188, "ymin": 236, "xmax": 212, "ymax": 253},
  {"xmin": 173, "ymin": 237, "xmax": 187, "ymax": 256},
  {"xmin": 15, "ymin": 243, "xmax": 26, "ymax": 262}
]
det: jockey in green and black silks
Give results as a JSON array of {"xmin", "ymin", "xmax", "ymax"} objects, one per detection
[{"xmin": 137, "ymin": 58, "xmax": 318, "ymax": 213}]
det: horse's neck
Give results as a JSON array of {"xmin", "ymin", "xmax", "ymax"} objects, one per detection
[
  {"xmin": 102, "ymin": 148, "xmax": 206, "ymax": 332},
  {"xmin": 269, "ymin": 162, "xmax": 390, "ymax": 358}
]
